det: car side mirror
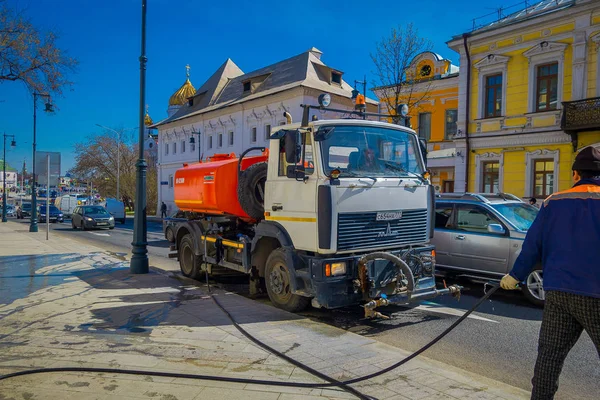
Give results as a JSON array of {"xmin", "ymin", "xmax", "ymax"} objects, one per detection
[
  {"xmin": 284, "ymin": 130, "xmax": 302, "ymax": 164},
  {"xmin": 487, "ymin": 224, "xmax": 505, "ymax": 235}
]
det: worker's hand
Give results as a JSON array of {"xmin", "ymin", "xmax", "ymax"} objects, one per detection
[{"xmin": 500, "ymin": 274, "xmax": 520, "ymax": 290}]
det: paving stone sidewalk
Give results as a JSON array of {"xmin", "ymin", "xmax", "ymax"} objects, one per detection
[{"xmin": 0, "ymin": 221, "xmax": 530, "ymax": 400}]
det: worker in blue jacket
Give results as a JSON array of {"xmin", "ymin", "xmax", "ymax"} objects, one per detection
[{"xmin": 501, "ymin": 146, "xmax": 600, "ymax": 399}]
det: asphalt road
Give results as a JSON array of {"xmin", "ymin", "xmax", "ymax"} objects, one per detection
[{"xmin": 10, "ymin": 217, "xmax": 599, "ymax": 399}]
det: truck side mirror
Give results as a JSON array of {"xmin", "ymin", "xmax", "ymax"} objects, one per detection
[
  {"xmin": 284, "ymin": 130, "xmax": 302, "ymax": 164},
  {"xmin": 419, "ymin": 138, "xmax": 428, "ymax": 167}
]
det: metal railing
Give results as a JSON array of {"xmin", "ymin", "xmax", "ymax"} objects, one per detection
[{"xmin": 561, "ymin": 97, "xmax": 600, "ymax": 132}]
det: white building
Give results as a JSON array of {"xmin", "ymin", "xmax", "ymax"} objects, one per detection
[{"xmin": 153, "ymin": 48, "xmax": 378, "ymax": 216}]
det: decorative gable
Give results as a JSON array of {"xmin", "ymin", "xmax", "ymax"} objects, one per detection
[
  {"xmin": 474, "ymin": 54, "xmax": 510, "ymax": 70},
  {"xmin": 523, "ymin": 41, "xmax": 568, "ymax": 60}
]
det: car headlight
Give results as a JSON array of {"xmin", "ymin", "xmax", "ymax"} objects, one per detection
[
  {"xmin": 85, "ymin": 217, "xmax": 93, "ymax": 221},
  {"xmin": 59, "ymin": 214, "xmax": 63, "ymax": 217},
  {"xmin": 325, "ymin": 262, "xmax": 347, "ymax": 277},
  {"xmin": 109, "ymin": 216, "xmax": 114, "ymax": 220}
]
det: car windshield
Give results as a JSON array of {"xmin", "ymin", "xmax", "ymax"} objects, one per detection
[
  {"xmin": 83, "ymin": 206, "xmax": 109, "ymax": 215},
  {"xmin": 22, "ymin": 204, "xmax": 31, "ymax": 210},
  {"xmin": 315, "ymin": 124, "xmax": 424, "ymax": 178},
  {"xmin": 490, "ymin": 203, "xmax": 539, "ymax": 231}
]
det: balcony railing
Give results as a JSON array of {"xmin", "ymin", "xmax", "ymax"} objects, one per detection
[{"xmin": 561, "ymin": 97, "xmax": 600, "ymax": 132}]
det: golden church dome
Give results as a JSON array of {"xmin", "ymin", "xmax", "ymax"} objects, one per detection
[
  {"xmin": 168, "ymin": 64, "xmax": 196, "ymax": 106},
  {"xmin": 144, "ymin": 105, "xmax": 153, "ymax": 126}
]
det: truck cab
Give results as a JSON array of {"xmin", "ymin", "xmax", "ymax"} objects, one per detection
[{"xmin": 170, "ymin": 107, "xmax": 460, "ymax": 316}]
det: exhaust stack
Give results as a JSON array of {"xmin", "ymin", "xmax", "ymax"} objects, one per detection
[{"xmin": 283, "ymin": 112, "xmax": 292, "ymax": 125}]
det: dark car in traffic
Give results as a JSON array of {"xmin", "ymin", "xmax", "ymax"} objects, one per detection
[
  {"xmin": 37, "ymin": 204, "xmax": 65, "ymax": 223},
  {"xmin": 20, "ymin": 203, "xmax": 32, "ymax": 218},
  {"xmin": 71, "ymin": 205, "xmax": 115, "ymax": 230}
]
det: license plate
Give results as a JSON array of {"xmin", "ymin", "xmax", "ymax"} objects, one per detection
[
  {"xmin": 376, "ymin": 211, "xmax": 402, "ymax": 221},
  {"xmin": 97, "ymin": 222, "xmax": 108, "ymax": 226}
]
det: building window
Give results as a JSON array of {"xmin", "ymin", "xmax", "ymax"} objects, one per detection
[
  {"xmin": 251, "ymin": 127, "xmax": 257, "ymax": 143},
  {"xmin": 173, "ymin": 142, "xmax": 177, "ymax": 154},
  {"xmin": 481, "ymin": 162, "xmax": 500, "ymax": 193},
  {"xmin": 169, "ymin": 175, "xmax": 174, "ymax": 188},
  {"xmin": 243, "ymin": 81, "xmax": 251, "ymax": 92},
  {"xmin": 536, "ymin": 63, "xmax": 558, "ymax": 112},
  {"xmin": 485, "ymin": 74, "xmax": 503, "ymax": 117},
  {"xmin": 445, "ymin": 109, "xmax": 458, "ymax": 139},
  {"xmin": 264, "ymin": 124, "xmax": 271, "ymax": 141},
  {"xmin": 418, "ymin": 113, "xmax": 431, "ymax": 141},
  {"xmin": 533, "ymin": 159, "xmax": 555, "ymax": 198},
  {"xmin": 331, "ymin": 72, "xmax": 342, "ymax": 85},
  {"xmin": 191, "ymin": 142, "xmax": 195, "ymax": 152},
  {"xmin": 218, "ymin": 133, "xmax": 223, "ymax": 148},
  {"xmin": 228, "ymin": 131, "xmax": 234, "ymax": 146},
  {"xmin": 208, "ymin": 135, "xmax": 213, "ymax": 149},
  {"xmin": 164, "ymin": 142, "xmax": 169, "ymax": 155},
  {"xmin": 181, "ymin": 140, "xmax": 186, "ymax": 153}
]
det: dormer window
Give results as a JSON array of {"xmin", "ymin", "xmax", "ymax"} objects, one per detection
[
  {"xmin": 243, "ymin": 81, "xmax": 251, "ymax": 92},
  {"xmin": 331, "ymin": 72, "xmax": 342, "ymax": 85}
]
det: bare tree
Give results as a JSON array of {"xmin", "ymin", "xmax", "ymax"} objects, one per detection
[
  {"xmin": 71, "ymin": 129, "xmax": 159, "ymax": 214},
  {"xmin": 371, "ymin": 23, "xmax": 434, "ymax": 123},
  {"xmin": 0, "ymin": 1, "xmax": 77, "ymax": 95}
]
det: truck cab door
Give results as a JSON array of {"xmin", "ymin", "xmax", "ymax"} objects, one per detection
[{"xmin": 265, "ymin": 131, "xmax": 318, "ymax": 251}]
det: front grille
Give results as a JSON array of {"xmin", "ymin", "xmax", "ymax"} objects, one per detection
[
  {"xmin": 95, "ymin": 218, "xmax": 110, "ymax": 223},
  {"xmin": 337, "ymin": 209, "xmax": 428, "ymax": 251}
]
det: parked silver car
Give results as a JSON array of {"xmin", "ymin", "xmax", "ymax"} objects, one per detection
[
  {"xmin": 432, "ymin": 193, "xmax": 543, "ymax": 306},
  {"xmin": 71, "ymin": 205, "xmax": 115, "ymax": 230}
]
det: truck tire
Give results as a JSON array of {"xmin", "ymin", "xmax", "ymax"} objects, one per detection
[
  {"xmin": 165, "ymin": 226, "xmax": 175, "ymax": 243},
  {"xmin": 265, "ymin": 248, "xmax": 310, "ymax": 313},
  {"xmin": 178, "ymin": 233, "xmax": 205, "ymax": 280},
  {"xmin": 238, "ymin": 162, "xmax": 268, "ymax": 221}
]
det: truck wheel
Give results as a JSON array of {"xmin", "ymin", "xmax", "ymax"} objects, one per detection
[
  {"xmin": 179, "ymin": 234, "xmax": 205, "ymax": 280},
  {"xmin": 165, "ymin": 226, "xmax": 175, "ymax": 243},
  {"xmin": 238, "ymin": 162, "xmax": 268, "ymax": 221},
  {"xmin": 265, "ymin": 248, "xmax": 310, "ymax": 312},
  {"xmin": 522, "ymin": 269, "xmax": 545, "ymax": 307}
]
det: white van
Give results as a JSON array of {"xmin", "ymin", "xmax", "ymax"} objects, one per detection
[
  {"xmin": 99, "ymin": 198, "xmax": 126, "ymax": 224},
  {"xmin": 56, "ymin": 194, "xmax": 88, "ymax": 217}
]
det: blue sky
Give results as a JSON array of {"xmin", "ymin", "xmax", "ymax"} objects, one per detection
[{"xmin": 1, "ymin": 0, "xmax": 507, "ymax": 174}]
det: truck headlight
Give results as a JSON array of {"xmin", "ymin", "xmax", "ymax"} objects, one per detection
[{"xmin": 325, "ymin": 262, "xmax": 347, "ymax": 277}]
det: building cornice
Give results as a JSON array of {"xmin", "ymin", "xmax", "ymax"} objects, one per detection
[
  {"xmin": 523, "ymin": 41, "xmax": 569, "ymax": 59},
  {"xmin": 447, "ymin": 1, "xmax": 597, "ymax": 48},
  {"xmin": 469, "ymin": 130, "xmax": 571, "ymax": 149},
  {"xmin": 474, "ymin": 54, "xmax": 510, "ymax": 70}
]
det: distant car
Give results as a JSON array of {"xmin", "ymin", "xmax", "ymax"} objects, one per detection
[
  {"xmin": 432, "ymin": 192, "xmax": 543, "ymax": 306},
  {"xmin": 1, "ymin": 204, "xmax": 16, "ymax": 218},
  {"xmin": 71, "ymin": 205, "xmax": 115, "ymax": 230},
  {"xmin": 98, "ymin": 198, "xmax": 126, "ymax": 224},
  {"xmin": 163, "ymin": 210, "xmax": 189, "ymax": 242},
  {"xmin": 20, "ymin": 203, "xmax": 32, "ymax": 218},
  {"xmin": 37, "ymin": 204, "xmax": 64, "ymax": 223}
]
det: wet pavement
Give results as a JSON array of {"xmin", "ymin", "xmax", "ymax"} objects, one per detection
[{"xmin": 0, "ymin": 221, "xmax": 530, "ymax": 400}]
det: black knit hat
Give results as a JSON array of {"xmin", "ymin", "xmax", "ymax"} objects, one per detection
[{"xmin": 573, "ymin": 146, "xmax": 600, "ymax": 172}]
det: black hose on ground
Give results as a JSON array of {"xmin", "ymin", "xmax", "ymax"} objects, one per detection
[{"xmin": 0, "ymin": 285, "xmax": 500, "ymax": 400}]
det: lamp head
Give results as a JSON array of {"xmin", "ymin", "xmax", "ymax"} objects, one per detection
[
  {"xmin": 44, "ymin": 102, "xmax": 54, "ymax": 112},
  {"xmin": 189, "ymin": 136, "xmax": 195, "ymax": 144},
  {"xmin": 10, "ymin": 140, "xmax": 16, "ymax": 149}
]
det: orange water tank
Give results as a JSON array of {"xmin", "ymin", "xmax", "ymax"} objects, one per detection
[{"xmin": 174, "ymin": 152, "xmax": 268, "ymax": 219}]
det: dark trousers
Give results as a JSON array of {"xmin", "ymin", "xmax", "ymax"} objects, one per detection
[
  {"xmin": 161, "ymin": 210, "xmax": 167, "ymax": 218},
  {"xmin": 532, "ymin": 291, "xmax": 600, "ymax": 399}
]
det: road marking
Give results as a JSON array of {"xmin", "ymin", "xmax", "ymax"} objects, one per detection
[
  {"xmin": 89, "ymin": 232, "xmax": 110, "ymax": 237},
  {"xmin": 408, "ymin": 301, "xmax": 498, "ymax": 323}
]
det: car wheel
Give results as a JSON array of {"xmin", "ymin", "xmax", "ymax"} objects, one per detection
[
  {"xmin": 178, "ymin": 234, "xmax": 205, "ymax": 280},
  {"xmin": 81, "ymin": 222, "xmax": 87, "ymax": 231},
  {"xmin": 165, "ymin": 227, "xmax": 175, "ymax": 243},
  {"xmin": 522, "ymin": 269, "xmax": 545, "ymax": 307},
  {"xmin": 265, "ymin": 248, "xmax": 310, "ymax": 312}
]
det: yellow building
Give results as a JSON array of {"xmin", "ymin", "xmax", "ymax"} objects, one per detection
[
  {"xmin": 447, "ymin": 0, "xmax": 600, "ymax": 198},
  {"xmin": 373, "ymin": 52, "xmax": 460, "ymax": 193}
]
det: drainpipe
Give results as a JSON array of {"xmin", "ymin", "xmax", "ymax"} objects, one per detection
[{"xmin": 462, "ymin": 33, "xmax": 472, "ymax": 192}]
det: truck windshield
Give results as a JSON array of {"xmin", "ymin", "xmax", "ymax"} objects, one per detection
[{"xmin": 316, "ymin": 124, "xmax": 424, "ymax": 178}]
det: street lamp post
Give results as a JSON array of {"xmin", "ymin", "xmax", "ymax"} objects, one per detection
[
  {"xmin": 95, "ymin": 125, "xmax": 137, "ymax": 201},
  {"xmin": 189, "ymin": 130, "xmax": 201, "ymax": 162},
  {"xmin": 2, "ymin": 134, "xmax": 16, "ymax": 223},
  {"xmin": 130, "ymin": 0, "xmax": 149, "ymax": 274},
  {"xmin": 29, "ymin": 92, "xmax": 53, "ymax": 233}
]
